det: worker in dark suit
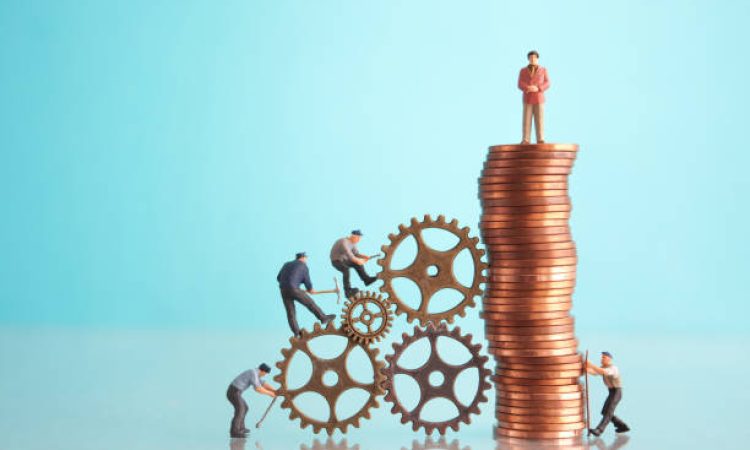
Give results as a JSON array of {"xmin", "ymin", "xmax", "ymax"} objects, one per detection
[{"xmin": 277, "ymin": 252, "xmax": 335, "ymax": 337}]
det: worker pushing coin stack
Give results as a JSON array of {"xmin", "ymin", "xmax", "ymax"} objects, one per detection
[{"xmin": 478, "ymin": 143, "xmax": 586, "ymax": 444}]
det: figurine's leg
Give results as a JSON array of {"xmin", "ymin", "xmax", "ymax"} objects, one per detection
[
  {"xmin": 293, "ymin": 288, "xmax": 327, "ymax": 321},
  {"xmin": 522, "ymin": 103, "xmax": 532, "ymax": 143},
  {"xmin": 281, "ymin": 291, "xmax": 301, "ymax": 336},
  {"xmin": 534, "ymin": 104, "xmax": 545, "ymax": 143},
  {"xmin": 350, "ymin": 261, "xmax": 376, "ymax": 285},
  {"xmin": 594, "ymin": 388, "xmax": 621, "ymax": 433},
  {"xmin": 227, "ymin": 386, "xmax": 246, "ymax": 436},
  {"xmin": 333, "ymin": 260, "xmax": 355, "ymax": 295}
]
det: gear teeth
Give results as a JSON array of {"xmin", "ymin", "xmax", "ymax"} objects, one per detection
[{"xmin": 437, "ymin": 214, "xmax": 446, "ymax": 224}]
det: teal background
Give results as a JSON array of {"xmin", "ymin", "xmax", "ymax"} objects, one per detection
[{"xmin": 1, "ymin": 1, "xmax": 749, "ymax": 449}]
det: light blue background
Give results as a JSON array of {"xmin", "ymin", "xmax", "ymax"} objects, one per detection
[{"xmin": 1, "ymin": 1, "xmax": 748, "ymax": 449}]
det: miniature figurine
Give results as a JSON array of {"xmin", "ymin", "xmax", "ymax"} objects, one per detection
[
  {"xmin": 517, "ymin": 50, "xmax": 550, "ymax": 144},
  {"xmin": 330, "ymin": 230, "xmax": 377, "ymax": 298},
  {"xmin": 277, "ymin": 252, "xmax": 336, "ymax": 337},
  {"xmin": 227, "ymin": 363, "xmax": 277, "ymax": 438},
  {"xmin": 586, "ymin": 351, "xmax": 631, "ymax": 436}
]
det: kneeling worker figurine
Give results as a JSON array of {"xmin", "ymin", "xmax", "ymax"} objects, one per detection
[
  {"xmin": 586, "ymin": 351, "xmax": 631, "ymax": 436},
  {"xmin": 227, "ymin": 363, "xmax": 276, "ymax": 438}
]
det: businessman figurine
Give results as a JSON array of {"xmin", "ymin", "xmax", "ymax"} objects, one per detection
[{"xmin": 518, "ymin": 50, "xmax": 550, "ymax": 144}]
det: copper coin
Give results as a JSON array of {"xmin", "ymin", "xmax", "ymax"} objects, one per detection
[
  {"xmin": 495, "ymin": 353, "xmax": 582, "ymax": 364},
  {"xmin": 489, "ymin": 264, "xmax": 577, "ymax": 274},
  {"xmin": 483, "ymin": 226, "xmax": 570, "ymax": 236},
  {"xmin": 480, "ymin": 220, "xmax": 570, "ymax": 229},
  {"xmin": 481, "ymin": 203, "xmax": 571, "ymax": 213},
  {"xmin": 483, "ymin": 295, "xmax": 571, "ymax": 304},
  {"xmin": 490, "ymin": 338, "xmax": 578, "ymax": 349},
  {"xmin": 487, "ymin": 324, "xmax": 575, "ymax": 334},
  {"xmin": 487, "ymin": 331, "xmax": 576, "ymax": 341},
  {"xmin": 485, "ymin": 241, "xmax": 575, "ymax": 251},
  {"xmin": 482, "ymin": 166, "xmax": 572, "ymax": 176},
  {"xmin": 483, "ymin": 235, "xmax": 573, "ymax": 245},
  {"xmin": 481, "ymin": 314, "xmax": 575, "ymax": 326},
  {"xmin": 497, "ymin": 398, "xmax": 584, "ymax": 409},
  {"xmin": 484, "ymin": 288, "xmax": 575, "ymax": 297},
  {"xmin": 497, "ymin": 405, "xmax": 582, "ymax": 416},
  {"xmin": 497, "ymin": 412, "xmax": 583, "ymax": 424},
  {"xmin": 482, "ymin": 158, "xmax": 575, "ymax": 169},
  {"xmin": 489, "ymin": 347, "xmax": 578, "ymax": 358},
  {"xmin": 497, "ymin": 422, "xmax": 584, "ymax": 432},
  {"xmin": 484, "ymin": 311, "xmax": 572, "ymax": 321},
  {"xmin": 489, "ymin": 274, "xmax": 576, "ymax": 284},
  {"xmin": 488, "ymin": 258, "xmax": 578, "ymax": 268},
  {"xmin": 495, "ymin": 361, "xmax": 583, "ymax": 372},
  {"xmin": 487, "ymin": 250, "xmax": 577, "ymax": 260},
  {"xmin": 484, "ymin": 304, "xmax": 572, "ymax": 314},
  {"xmin": 487, "ymin": 278, "xmax": 577, "ymax": 287},
  {"xmin": 479, "ymin": 182, "xmax": 569, "ymax": 192},
  {"xmin": 497, "ymin": 390, "xmax": 583, "ymax": 401},
  {"xmin": 481, "ymin": 195, "xmax": 570, "ymax": 206},
  {"xmin": 481, "ymin": 212, "xmax": 571, "ymax": 221},
  {"xmin": 494, "ymin": 376, "xmax": 580, "ymax": 387},
  {"xmin": 494, "ymin": 427, "xmax": 583, "ymax": 440},
  {"xmin": 479, "ymin": 190, "xmax": 569, "ymax": 200},
  {"xmin": 479, "ymin": 173, "xmax": 570, "ymax": 182},
  {"xmin": 487, "ymin": 150, "xmax": 577, "ymax": 160},
  {"xmin": 488, "ymin": 143, "xmax": 579, "ymax": 152},
  {"xmin": 497, "ymin": 367, "xmax": 582, "ymax": 378}
]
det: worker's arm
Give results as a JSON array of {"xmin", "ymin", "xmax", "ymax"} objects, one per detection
[
  {"xmin": 255, "ymin": 386, "xmax": 277, "ymax": 397},
  {"xmin": 262, "ymin": 382, "xmax": 277, "ymax": 392},
  {"xmin": 586, "ymin": 360, "xmax": 606, "ymax": 375}
]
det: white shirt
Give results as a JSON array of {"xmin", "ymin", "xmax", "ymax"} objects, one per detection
[{"xmin": 602, "ymin": 365, "xmax": 622, "ymax": 388}]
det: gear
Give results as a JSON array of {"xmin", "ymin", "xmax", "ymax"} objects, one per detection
[
  {"xmin": 341, "ymin": 290, "xmax": 394, "ymax": 345},
  {"xmin": 377, "ymin": 214, "xmax": 487, "ymax": 326},
  {"xmin": 274, "ymin": 321, "xmax": 386, "ymax": 435},
  {"xmin": 382, "ymin": 323, "xmax": 492, "ymax": 435}
]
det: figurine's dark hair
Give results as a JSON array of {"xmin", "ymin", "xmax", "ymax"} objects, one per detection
[
  {"xmin": 527, "ymin": 50, "xmax": 539, "ymax": 59},
  {"xmin": 259, "ymin": 363, "xmax": 271, "ymax": 373}
]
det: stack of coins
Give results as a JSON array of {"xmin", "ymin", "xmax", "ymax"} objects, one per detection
[{"xmin": 478, "ymin": 143, "xmax": 585, "ymax": 441}]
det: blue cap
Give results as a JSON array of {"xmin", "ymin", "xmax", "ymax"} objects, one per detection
[
  {"xmin": 351, "ymin": 229, "xmax": 363, "ymax": 236},
  {"xmin": 602, "ymin": 351, "xmax": 613, "ymax": 358},
  {"xmin": 296, "ymin": 252, "xmax": 307, "ymax": 259}
]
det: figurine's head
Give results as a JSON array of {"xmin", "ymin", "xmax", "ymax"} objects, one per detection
[
  {"xmin": 259, "ymin": 363, "xmax": 271, "ymax": 376},
  {"xmin": 296, "ymin": 252, "xmax": 308, "ymax": 263},
  {"xmin": 601, "ymin": 351, "xmax": 613, "ymax": 367},
  {"xmin": 527, "ymin": 50, "xmax": 539, "ymax": 65},
  {"xmin": 350, "ymin": 229, "xmax": 363, "ymax": 243}
]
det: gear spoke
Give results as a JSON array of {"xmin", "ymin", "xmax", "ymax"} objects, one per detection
[{"xmin": 341, "ymin": 291, "xmax": 393, "ymax": 345}]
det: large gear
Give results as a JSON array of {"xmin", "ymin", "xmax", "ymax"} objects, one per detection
[
  {"xmin": 377, "ymin": 214, "xmax": 488, "ymax": 326},
  {"xmin": 274, "ymin": 321, "xmax": 386, "ymax": 435},
  {"xmin": 341, "ymin": 290, "xmax": 394, "ymax": 345},
  {"xmin": 382, "ymin": 323, "xmax": 492, "ymax": 435}
]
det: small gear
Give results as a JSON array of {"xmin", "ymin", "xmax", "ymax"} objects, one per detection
[
  {"xmin": 274, "ymin": 321, "xmax": 386, "ymax": 435},
  {"xmin": 382, "ymin": 323, "xmax": 491, "ymax": 435},
  {"xmin": 377, "ymin": 214, "xmax": 488, "ymax": 326},
  {"xmin": 341, "ymin": 291, "xmax": 394, "ymax": 345}
]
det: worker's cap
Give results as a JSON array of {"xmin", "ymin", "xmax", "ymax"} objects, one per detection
[
  {"xmin": 259, "ymin": 363, "xmax": 272, "ymax": 373},
  {"xmin": 601, "ymin": 351, "xmax": 613, "ymax": 358},
  {"xmin": 295, "ymin": 252, "xmax": 307, "ymax": 259},
  {"xmin": 351, "ymin": 229, "xmax": 363, "ymax": 236}
]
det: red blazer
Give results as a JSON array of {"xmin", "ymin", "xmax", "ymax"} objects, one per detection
[{"xmin": 518, "ymin": 66, "xmax": 550, "ymax": 104}]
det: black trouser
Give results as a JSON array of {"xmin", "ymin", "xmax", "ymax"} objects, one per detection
[
  {"xmin": 280, "ymin": 287, "xmax": 327, "ymax": 335},
  {"xmin": 226, "ymin": 385, "xmax": 247, "ymax": 435},
  {"xmin": 332, "ymin": 259, "xmax": 373, "ymax": 293},
  {"xmin": 595, "ymin": 387, "xmax": 628, "ymax": 432}
]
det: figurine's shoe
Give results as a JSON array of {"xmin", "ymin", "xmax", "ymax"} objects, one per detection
[
  {"xmin": 230, "ymin": 432, "xmax": 247, "ymax": 438},
  {"xmin": 588, "ymin": 428, "xmax": 602, "ymax": 437},
  {"xmin": 345, "ymin": 288, "xmax": 360, "ymax": 297},
  {"xmin": 322, "ymin": 314, "xmax": 336, "ymax": 324},
  {"xmin": 364, "ymin": 276, "xmax": 377, "ymax": 286},
  {"xmin": 538, "ymin": 140, "xmax": 545, "ymax": 143},
  {"xmin": 520, "ymin": 140, "xmax": 530, "ymax": 144},
  {"xmin": 615, "ymin": 425, "xmax": 630, "ymax": 433}
]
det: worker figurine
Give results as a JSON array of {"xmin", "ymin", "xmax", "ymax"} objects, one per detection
[
  {"xmin": 226, "ymin": 363, "xmax": 276, "ymax": 438},
  {"xmin": 517, "ymin": 50, "xmax": 550, "ymax": 144},
  {"xmin": 277, "ymin": 252, "xmax": 336, "ymax": 337},
  {"xmin": 586, "ymin": 351, "xmax": 631, "ymax": 436},
  {"xmin": 330, "ymin": 230, "xmax": 377, "ymax": 298}
]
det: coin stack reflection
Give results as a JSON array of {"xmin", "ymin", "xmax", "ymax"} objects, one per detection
[{"xmin": 478, "ymin": 143, "xmax": 585, "ymax": 441}]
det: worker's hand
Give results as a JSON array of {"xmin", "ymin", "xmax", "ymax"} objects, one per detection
[
  {"xmin": 527, "ymin": 85, "xmax": 539, "ymax": 92},
  {"xmin": 354, "ymin": 257, "xmax": 365, "ymax": 265},
  {"xmin": 363, "ymin": 255, "xmax": 371, "ymax": 262}
]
